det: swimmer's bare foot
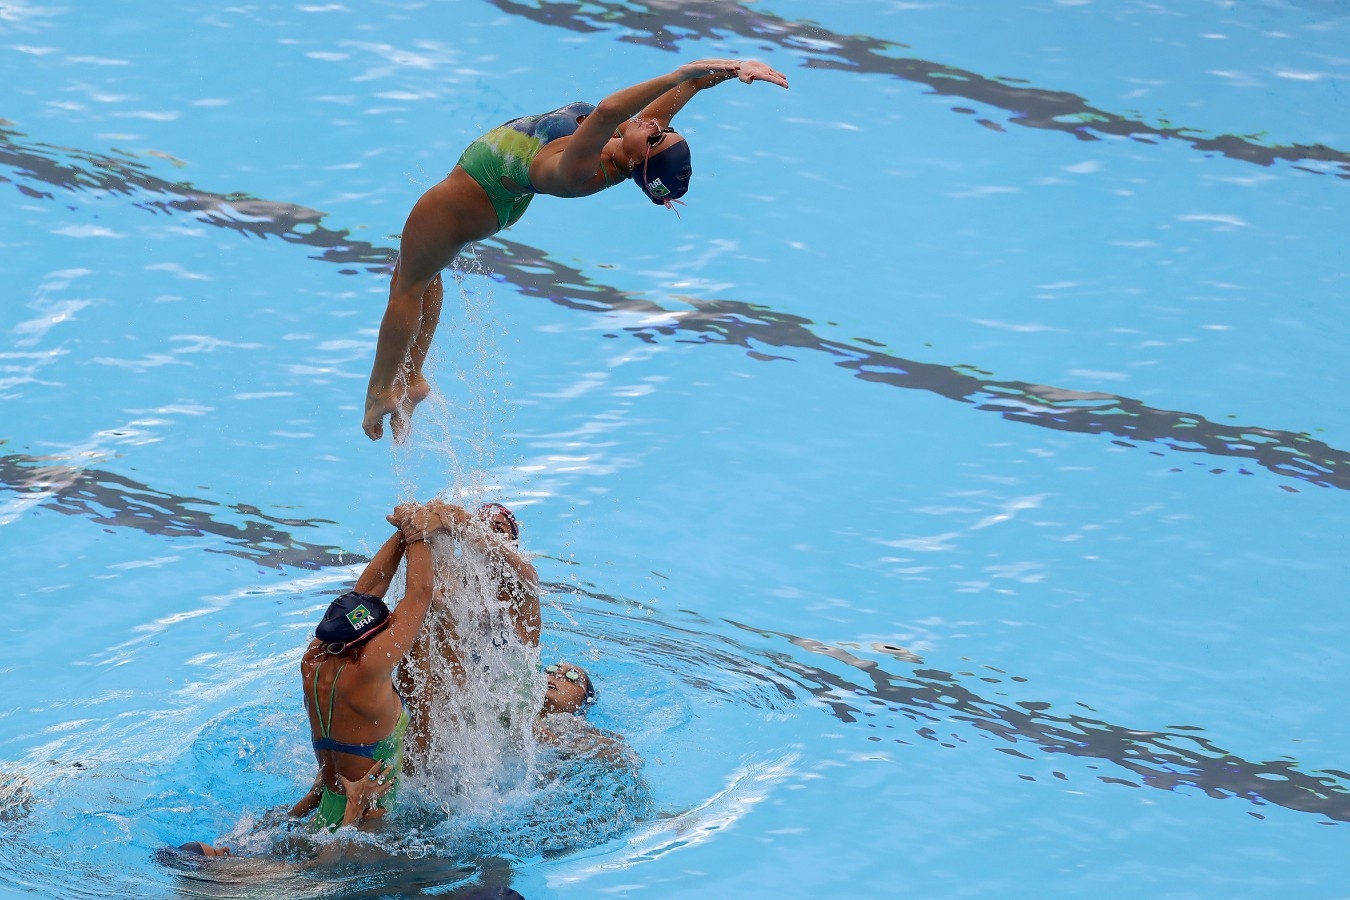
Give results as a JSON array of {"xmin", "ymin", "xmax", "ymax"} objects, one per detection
[
  {"xmin": 363, "ymin": 392, "xmax": 396, "ymax": 441},
  {"xmin": 362, "ymin": 375, "xmax": 431, "ymax": 442}
]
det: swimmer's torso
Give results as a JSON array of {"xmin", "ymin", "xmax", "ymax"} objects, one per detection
[{"xmin": 475, "ymin": 101, "xmax": 596, "ymax": 193}]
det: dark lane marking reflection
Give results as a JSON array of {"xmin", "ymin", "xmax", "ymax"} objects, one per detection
[
  {"xmin": 0, "ymin": 124, "xmax": 391, "ymax": 273},
  {"xmin": 0, "ymin": 451, "xmax": 354, "ymax": 571},
  {"xmin": 485, "ymin": 0, "xmax": 1350, "ymax": 179},
  {"xmin": 488, "ymin": 236, "xmax": 1350, "ymax": 492},
  {"xmin": 4, "ymin": 127, "xmax": 1347, "ymax": 491},
  {"xmin": 5, "ymin": 450, "xmax": 1345, "ymax": 825},
  {"xmin": 730, "ymin": 622, "xmax": 1350, "ymax": 824}
]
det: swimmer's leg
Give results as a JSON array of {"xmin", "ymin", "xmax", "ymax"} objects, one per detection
[
  {"xmin": 364, "ymin": 260, "xmax": 449, "ymax": 443},
  {"xmin": 365, "ymin": 265, "xmax": 442, "ymax": 443},
  {"xmin": 395, "ymin": 272, "xmax": 442, "ymax": 437},
  {"xmin": 363, "ymin": 169, "xmax": 498, "ymax": 442}
]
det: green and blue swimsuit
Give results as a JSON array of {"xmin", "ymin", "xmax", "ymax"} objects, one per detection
[
  {"xmin": 458, "ymin": 101, "xmax": 617, "ymax": 229},
  {"xmin": 309, "ymin": 663, "xmax": 409, "ymax": 832}
]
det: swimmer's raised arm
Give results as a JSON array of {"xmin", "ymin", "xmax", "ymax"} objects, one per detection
[
  {"xmin": 364, "ymin": 505, "xmax": 440, "ymax": 665},
  {"xmin": 635, "ymin": 59, "xmax": 789, "ymax": 127},
  {"xmin": 352, "ymin": 525, "xmax": 408, "ymax": 598},
  {"xmin": 505, "ymin": 565, "xmax": 540, "ymax": 648},
  {"xmin": 485, "ymin": 534, "xmax": 538, "ymax": 591}
]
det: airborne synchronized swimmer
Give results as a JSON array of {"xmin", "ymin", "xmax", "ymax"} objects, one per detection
[{"xmin": 362, "ymin": 59, "xmax": 789, "ymax": 442}]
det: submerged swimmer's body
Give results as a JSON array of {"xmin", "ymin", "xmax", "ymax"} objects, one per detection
[
  {"xmin": 395, "ymin": 501, "xmax": 621, "ymax": 769},
  {"xmin": 363, "ymin": 58, "xmax": 789, "ymax": 442}
]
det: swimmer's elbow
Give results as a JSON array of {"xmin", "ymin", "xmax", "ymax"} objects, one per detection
[{"xmin": 591, "ymin": 98, "xmax": 629, "ymax": 124}]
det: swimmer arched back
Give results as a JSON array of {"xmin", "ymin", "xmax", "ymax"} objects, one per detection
[{"xmin": 362, "ymin": 59, "xmax": 789, "ymax": 442}]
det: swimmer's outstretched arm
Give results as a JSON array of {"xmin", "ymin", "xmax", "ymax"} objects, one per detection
[
  {"xmin": 540, "ymin": 59, "xmax": 788, "ymax": 194},
  {"xmin": 636, "ymin": 59, "xmax": 789, "ymax": 127}
]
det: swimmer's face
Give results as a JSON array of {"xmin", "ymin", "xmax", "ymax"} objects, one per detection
[
  {"xmin": 616, "ymin": 119, "xmax": 680, "ymax": 166},
  {"xmin": 542, "ymin": 662, "xmax": 591, "ymax": 715},
  {"xmin": 486, "ymin": 511, "xmax": 513, "ymax": 538},
  {"xmin": 477, "ymin": 504, "xmax": 519, "ymax": 541}
]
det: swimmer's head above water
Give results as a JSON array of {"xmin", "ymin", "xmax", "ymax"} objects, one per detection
[
  {"xmin": 178, "ymin": 841, "xmax": 230, "ymax": 857},
  {"xmin": 154, "ymin": 841, "xmax": 232, "ymax": 870},
  {"xmin": 543, "ymin": 662, "xmax": 597, "ymax": 717},
  {"xmin": 478, "ymin": 502, "xmax": 520, "ymax": 541}
]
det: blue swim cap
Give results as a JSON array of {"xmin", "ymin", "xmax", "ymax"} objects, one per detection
[{"xmin": 633, "ymin": 138, "xmax": 692, "ymax": 206}]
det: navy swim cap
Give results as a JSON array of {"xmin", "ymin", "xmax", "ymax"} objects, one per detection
[
  {"xmin": 315, "ymin": 591, "xmax": 390, "ymax": 650},
  {"xmin": 633, "ymin": 138, "xmax": 692, "ymax": 205}
]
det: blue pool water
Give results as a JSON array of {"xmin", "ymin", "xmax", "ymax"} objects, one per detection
[{"xmin": 3, "ymin": 1, "xmax": 1349, "ymax": 897}]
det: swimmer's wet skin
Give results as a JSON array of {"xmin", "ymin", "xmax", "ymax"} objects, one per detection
[{"xmin": 361, "ymin": 59, "xmax": 788, "ymax": 442}]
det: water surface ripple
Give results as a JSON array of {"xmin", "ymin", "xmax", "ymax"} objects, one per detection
[{"xmin": 3, "ymin": 129, "xmax": 1344, "ymax": 493}]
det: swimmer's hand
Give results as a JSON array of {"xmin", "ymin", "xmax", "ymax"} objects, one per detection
[
  {"xmin": 680, "ymin": 59, "xmax": 741, "ymax": 81},
  {"xmin": 388, "ymin": 501, "xmax": 440, "ymax": 543},
  {"xmin": 338, "ymin": 758, "xmax": 394, "ymax": 827},
  {"xmin": 734, "ymin": 60, "xmax": 789, "ymax": 89},
  {"xmin": 681, "ymin": 58, "xmax": 788, "ymax": 89},
  {"xmin": 426, "ymin": 499, "xmax": 472, "ymax": 533}
]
